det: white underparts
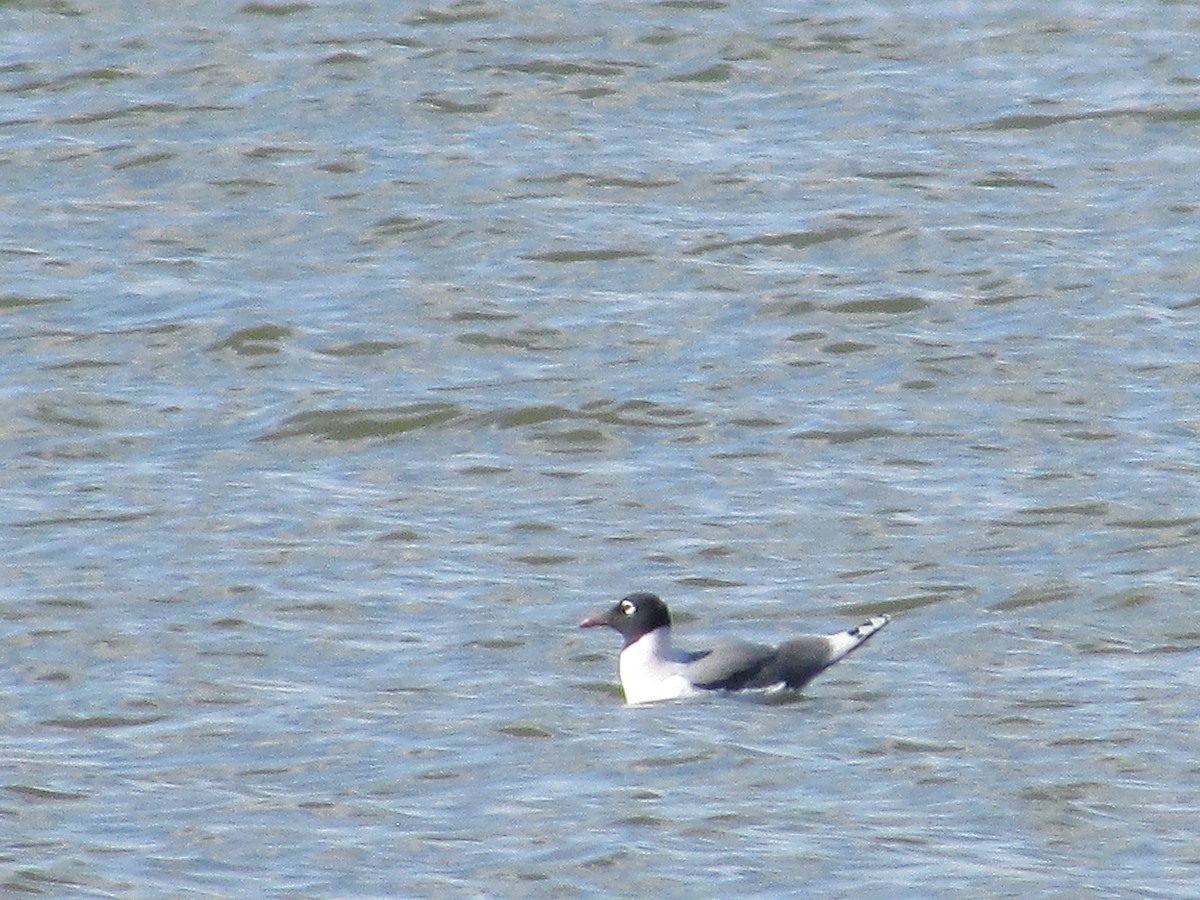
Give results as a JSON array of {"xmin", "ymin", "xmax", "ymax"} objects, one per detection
[{"xmin": 617, "ymin": 628, "xmax": 697, "ymax": 705}]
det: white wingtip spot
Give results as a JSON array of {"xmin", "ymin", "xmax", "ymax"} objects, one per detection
[{"xmin": 825, "ymin": 615, "xmax": 890, "ymax": 662}]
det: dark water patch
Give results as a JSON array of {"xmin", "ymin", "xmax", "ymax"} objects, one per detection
[
  {"xmin": 976, "ymin": 108, "xmax": 1128, "ymax": 131},
  {"xmin": 990, "ymin": 582, "xmax": 1078, "ymax": 612},
  {"xmin": 42, "ymin": 713, "xmax": 167, "ymax": 729},
  {"xmin": 467, "ymin": 637, "xmax": 524, "ymax": 650},
  {"xmin": 576, "ymin": 681, "xmax": 623, "ymax": 701},
  {"xmin": 0, "ymin": 293, "xmax": 71, "ymax": 310},
  {"xmin": 1016, "ymin": 781, "xmax": 1104, "ymax": 803},
  {"xmin": 822, "ymin": 340, "xmax": 875, "ymax": 355},
  {"xmin": 1013, "ymin": 696, "xmax": 1082, "ymax": 711},
  {"xmin": 198, "ymin": 647, "xmax": 268, "ymax": 660},
  {"xmin": 517, "ymin": 170, "xmax": 677, "ymax": 190},
  {"xmin": 16, "ymin": 510, "xmax": 151, "ymax": 528},
  {"xmin": 863, "ymin": 738, "xmax": 967, "ymax": 756},
  {"xmin": 492, "ymin": 404, "xmax": 575, "ymax": 428},
  {"xmin": 1144, "ymin": 105, "xmax": 1200, "ymax": 125},
  {"xmin": 478, "ymin": 400, "xmax": 702, "ymax": 434},
  {"xmin": 318, "ymin": 340, "xmax": 413, "ymax": 357},
  {"xmin": 370, "ymin": 215, "xmax": 441, "ymax": 237},
  {"xmin": 784, "ymin": 330, "xmax": 823, "ymax": 344},
  {"xmin": 1144, "ymin": 633, "xmax": 1200, "ymax": 655},
  {"xmin": 112, "ymin": 150, "xmax": 176, "ymax": 170},
  {"xmin": 979, "ymin": 105, "xmax": 1200, "ymax": 132},
  {"xmin": 857, "ymin": 169, "xmax": 938, "ymax": 182},
  {"xmin": 512, "ymin": 521, "xmax": 554, "ymax": 533},
  {"xmin": 448, "ymin": 309, "xmax": 520, "ymax": 322},
  {"xmin": 666, "ymin": 63, "xmax": 733, "ymax": 83},
  {"xmin": 2, "ymin": 867, "xmax": 94, "ymax": 895},
  {"xmin": 1013, "ymin": 501, "xmax": 1111, "ymax": 521},
  {"xmin": 729, "ymin": 415, "xmax": 783, "ymax": 427},
  {"xmin": 495, "ymin": 723, "xmax": 554, "ymax": 739},
  {"xmin": 587, "ymin": 174, "xmax": 678, "ymax": 189},
  {"xmin": 829, "ymin": 296, "xmax": 929, "ymax": 315},
  {"xmin": 264, "ymin": 403, "xmax": 463, "ymax": 441},
  {"xmin": 634, "ymin": 751, "xmax": 716, "ymax": 770},
  {"xmin": 211, "ymin": 176, "xmax": 279, "ymax": 195},
  {"xmin": 1049, "ymin": 733, "xmax": 1136, "ymax": 748},
  {"xmin": 523, "ymin": 248, "xmax": 652, "ymax": 263},
  {"xmin": 516, "ymin": 171, "xmax": 592, "ymax": 186},
  {"xmin": 1107, "ymin": 516, "xmax": 1199, "ymax": 530},
  {"xmin": 686, "ymin": 226, "xmax": 860, "ymax": 256},
  {"xmin": 1019, "ymin": 414, "xmax": 1086, "ymax": 429},
  {"xmin": 378, "ymin": 528, "xmax": 425, "ymax": 542},
  {"xmin": 1096, "ymin": 589, "xmax": 1153, "ymax": 610},
  {"xmin": 1075, "ymin": 636, "xmax": 1136, "ymax": 657},
  {"xmin": 241, "ymin": 2, "xmax": 314, "ymax": 16},
  {"xmin": 457, "ymin": 327, "xmax": 565, "ymax": 351},
  {"xmin": 460, "ymin": 464, "xmax": 511, "ymax": 475},
  {"xmin": 542, "ymin": 469, "xmax": 584, "ymax": 480},
  {"xmin": 616, "ymin": 814, "xmax": 668, "ymax": 826},
  {"xmin": 842, "ymin": 586, "xmax": 975, "ymax": 618},
  {"xmin": 495, "ymin": 60, "xmax": 627, "ymax": 78},
  {"xmin": 534, "ymin": 427, "xmax": 611, "ymax": 452},
  {"xmin": 792, "ymin": 426, "xmax": 899, "ymax": 444},
  {"xmin": 583, "ymin": 398, "xmax": 701, "ymax": 428},
  {"xmin": 884, "ymin": 455, "xmax": 932, "ymax": 467},
  {"xmin": 209, "ymin": 324, "xmax": 293, "ymax": 356},
  {"xmin": 406, "ymin": 3, "xmax": 500, "ymax": 26},
  {"xmin": 976, "ymin": 291, "xmax": 1037, "ymax": 307},
  {"xmin": 318, "ymin": 52, "xmax": 369, "ymax": 67},
  {"xmin": 59, "ymin": 101, "xmax": 231, "ymax": 126},
  {"xmin": 658, "ymin": 0, "xmax": 729, "ymax": 10},
  {"xmin": 318, "ymin": 159, "xmax": 361, "ymax": 176},
  {"xmin": 6, "ymin": 784, "xmax": 90, "ymax": 802},
  {"xmin": 418, "ymin": 768, "xmax": 463, "ymax": 781},
  {"xmin": 837, "ymin": 566, "xmax": 889, "ymax": 581},
  {"xmin": 36, "ymin": 597, "xmax": 95, "ymax": 610},
  {"xmin": 564, "ymin": 86, "xmax": 619, "ymax": 99},
  {"xmin": 5, "ymin": 66, "xmax": 134, "ymax": 94},
  {"xmin": 675, "ymin": 576, "xmax": 745, "ymax": 588},
  {"xmin": 580, "ymin": 849, "xmax": 627, "ymax": 870},
  {"xmin": 511, "ymin": 553, "xmax": 576, "ymax": 566},
  {"xmin": 972, "ymin": 171, "xmax": 1056, "ymax": 190},
  {"xmin": 756, "ymin": 301, "xmax": 819, "ymax": 320},
  {"xmin": 419, "ymin": 92, "xmax": 496, "ymax": 114},
  {"xmin": 244, "ymin": 145, "xmax": 312, "ymax": 161},
  {"xmin": 46, "ymin": 358, "xmax": 119, "ymax": 371},
  {"xmin": 29, "ymin": 399, "xmax": 106, "ymax": 430}
]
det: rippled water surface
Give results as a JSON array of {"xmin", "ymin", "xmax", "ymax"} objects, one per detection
[{"xmin": 3, "ymin": 0, "xmax": 1199, "ymax": 896}]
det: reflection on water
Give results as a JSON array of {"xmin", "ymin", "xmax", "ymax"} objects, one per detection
[{"xmin": 3, "ymin": 0, "xmax": 1199, "ymax": 896}]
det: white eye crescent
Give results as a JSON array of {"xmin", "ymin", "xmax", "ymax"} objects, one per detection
[{"xmin": 620, "ymin": 600, "xmax": 636, "ymax": 616}]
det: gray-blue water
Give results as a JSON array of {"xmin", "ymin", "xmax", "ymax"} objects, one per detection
[{"xmin": 3, "ymin": 1, "xmax": 1199, "ymax": 895}]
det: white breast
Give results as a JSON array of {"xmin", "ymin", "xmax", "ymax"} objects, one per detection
[{"xmin": 617, "ymin": 629, "xmax": 698, "ymax": 705}]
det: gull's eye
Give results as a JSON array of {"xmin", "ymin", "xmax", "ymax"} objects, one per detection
[{"xmin": 620, "ymin": 600, "xmax": 636, "ymax": 616}]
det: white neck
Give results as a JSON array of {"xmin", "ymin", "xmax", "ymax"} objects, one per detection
[{"xmin": 618, "ymin": 627, "xmax": 696, "ymax": 705}]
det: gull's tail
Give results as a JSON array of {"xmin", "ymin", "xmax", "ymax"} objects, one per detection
[{"xmin": 824, "ymin": 615, "xmax": 890, "ymax": 665}]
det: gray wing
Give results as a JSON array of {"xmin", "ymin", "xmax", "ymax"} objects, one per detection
[
  {"xmin": 765, "ymin": 617, "xmax": 891, "ymax": 690},
  {"xmin": 681, "ymin": 639, "xmax": 778, "ymax": 691},
  {"xmin": 684, "ymin": 616, "xmax": 890, "ymax": 693},
  {"xmin": 765, "ymin": 637, "xmax": 842, "ymax": 689}
]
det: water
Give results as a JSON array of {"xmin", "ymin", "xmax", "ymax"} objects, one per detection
[{"xmin": 3, "ymin": 0, "xmax": 1199, "ymax": 895}]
